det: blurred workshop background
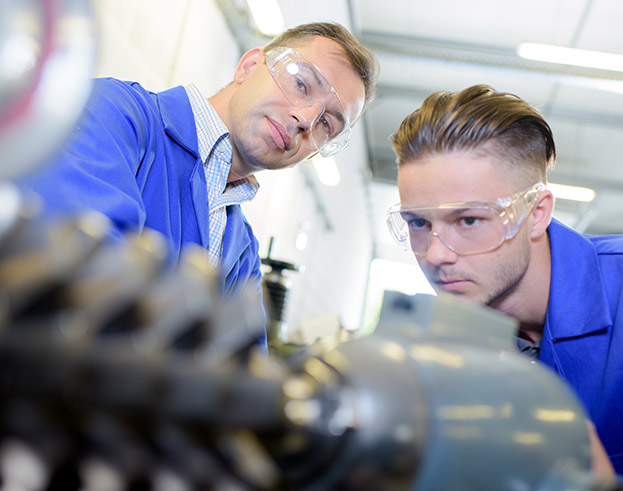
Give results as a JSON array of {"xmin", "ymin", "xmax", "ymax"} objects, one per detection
[{"xmin": 85, "ymin": 0, "xmax": 623, "ymax": 342}]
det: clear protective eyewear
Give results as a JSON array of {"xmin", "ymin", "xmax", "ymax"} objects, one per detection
[
  {"xmin": 265, "ymin": 47, "xmax": 353, "ymax": 157},
  {"xmin": 386, "ymin": 182, "xmax": 545, "ymax": 256}
]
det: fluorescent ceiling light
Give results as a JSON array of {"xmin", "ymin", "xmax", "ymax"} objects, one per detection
[
  {"xmin": 517, "ymin": 42, "xmax": 623, "ymax": 72},
  {"xmin": 548, "ymin": 182, "xmax": 596, "ymax": 202},
  {"xmin": 246, "ymin": 0, "xmax": 284, "ymax": 36},
  {"xmin": 312, "ymin": 155, "xmax": 340, "ymax": 186}
]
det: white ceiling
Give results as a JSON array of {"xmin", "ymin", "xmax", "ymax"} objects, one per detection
[{"xmin": 353, "ymin": 0, "xmax": 623, "ymax": 251}]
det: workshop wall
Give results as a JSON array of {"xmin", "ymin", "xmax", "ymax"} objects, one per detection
[{"xmin": 92, "ymin": 0, "xmax": 374, "ymax": 339}]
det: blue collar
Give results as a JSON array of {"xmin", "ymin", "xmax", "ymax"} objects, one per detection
[{"xmin": 157, "ymin": 85, "xmax": 200, "ymax": 158}]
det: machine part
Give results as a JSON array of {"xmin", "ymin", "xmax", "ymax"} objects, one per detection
[
  {"xmin": 0, "ymin": 208, "xmax": 282, "ymax": 491},
  {"xmin": 261, "ymin": 237, "xmax": 300, "ymax": 346},
  {"xmin": 268, "ymin": 324, "xmax": 588, "ymax": 490},
  {"xmin": 374, "ymin": 288, "xmax": 519, "ymax": 351},
  {"xmin": 0, "ymin": 0, "xmax": 96, "ymax": 179},
  {"xmin": 0, "ymin": 211, "xmax": 114, "ymax": 326}
]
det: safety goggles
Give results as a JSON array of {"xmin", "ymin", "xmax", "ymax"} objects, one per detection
[
  {"xmin": 265, "ymin": 47, "xmax": 353, "ymax": 157},
  {"xmin": 386, "ymin": 182, "xmax": 545, "ymax": 256}
]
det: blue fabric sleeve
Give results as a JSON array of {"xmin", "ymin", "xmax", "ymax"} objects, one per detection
[{"xmin": 18, "ymin": 78, "xmax": 153, "ymax": 236}]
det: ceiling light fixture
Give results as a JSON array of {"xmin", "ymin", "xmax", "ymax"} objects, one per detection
[
  {"xmin": 312, "ymin": 155, "xmax": 340, "ymax": 186},
  {"xmin": 245, "ymin": 0, "xmax": 285, "ymax": 36},
  {"xmin": 517, "ymin": 42, "xmax": 623, "ymax": 72},
  {"xmin": 548, "ymin": 182, "xmax": 596, "ymax": 202}
]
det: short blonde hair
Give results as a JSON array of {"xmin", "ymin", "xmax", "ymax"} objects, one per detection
[{"xmin": 391, "ymin": 85, "xmax": 556, "ymax": 183}]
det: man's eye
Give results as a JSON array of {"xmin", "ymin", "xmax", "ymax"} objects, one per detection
[
  {"xmin": 295, "ymin": 78, "xmax": 307, "ymax": 94},
  {"xmin": 408, "ymin": 217, "xmax": 430, "ymax": 230},
  {"xmin": 318, "ymin": 116, "xmax": 333, "ymax": 136},
  {"xmin": 459, "ymin": 216, "xmax": 480, "ymax": 227}
]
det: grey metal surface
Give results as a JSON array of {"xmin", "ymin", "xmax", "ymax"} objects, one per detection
[{"xmin": 301, "ymin": 291, "xmax": 594, "ymax": 490}]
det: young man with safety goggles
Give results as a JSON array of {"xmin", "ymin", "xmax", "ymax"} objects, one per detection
[
  {"xmin": 19, "ymin": 23, "xmax": 379, "ymax": 352},
  {"xmin": 388, "ymin": 84, "xmax": 623, "ymax": 479}
]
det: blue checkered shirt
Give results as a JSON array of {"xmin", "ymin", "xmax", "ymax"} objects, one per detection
[{"xmin": 184, "ymin": 84, "xmax": 259, "ymax": 267}]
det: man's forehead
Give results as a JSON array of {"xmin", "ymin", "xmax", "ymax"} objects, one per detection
[
  {"xmin": 399, "ymin": 183, "xmax": 511, "ymax": 207},
  {"xmin": 398, "ymin": 161, "xmax": 522, "ymax": 211},
  {"xmin": 398, "ymin": 152, "xmax": 519, "ymax": 203},
  {"xmin": 293, "ymin": 38, "xmax": 365, "ymax": 121},
  {"xmin": 402, "ymin": 198, "xmax": 502, "ymax": 210},
  {"xmin": 288, "ymin": 36, "xmax": 345, "ymax": 63}
]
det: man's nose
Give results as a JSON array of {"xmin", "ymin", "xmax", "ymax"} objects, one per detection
[
  {"xmin": 291, "ymin": 104, "xmax": 323, "ymax": 131},
  {"xmin": 422, "ymin": 232, "xmax": 459, "ymax": 265}
]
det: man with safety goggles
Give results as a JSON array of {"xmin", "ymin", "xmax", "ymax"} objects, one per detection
[
  {"xmin": 386, "ymin": 182, "xmax": 545, "ymax": 258},
  {"xmin": 389, "ymin": 84, "xmax": 623, "ymax": 479},
  {"xmin": 222, "ymin": 27, "xmax": 374, "ymax": 178},
  {"xmin": 19, "ymin": 22, "xmax": 379, "ymax": 352}
]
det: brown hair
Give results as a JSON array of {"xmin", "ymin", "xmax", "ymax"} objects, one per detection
[
  {"xmin": 390, "ymin": 85, "xmax": 556, "ymax": 183},
  {"xmin": 263, "ymin": 22, "xmax": 379, "ymax": 112}
]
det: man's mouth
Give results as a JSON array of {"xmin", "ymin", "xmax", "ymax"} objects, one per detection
[
  {"xmin": 267, "ymin": 117, "xmax": 291, "ymax": 151},
  {"xmin": 433, "ymin": 278, "xmax": 470, "ymax": 293}
]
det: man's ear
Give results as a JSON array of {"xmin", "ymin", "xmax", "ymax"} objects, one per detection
[
  {"xmin": 530, "ymin": 188, "xmax": 555, "ymax": 239},
  {"xmin": 233, "ymin": 48, "xmax": 265, "ymax": 84}
]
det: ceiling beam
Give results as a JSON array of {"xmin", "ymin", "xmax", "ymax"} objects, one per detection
[{"xmin": 361, "ymin": 30, "xmax": 623, "ymax": 84}]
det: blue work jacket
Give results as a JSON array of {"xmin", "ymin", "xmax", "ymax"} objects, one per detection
[
  {"xmin": 19, "ymin": 78, "xmax": 266, "ymax": 347},
  {"xmin": 540, "ymin": 219, "xmax": 623, "ymax": 474}
]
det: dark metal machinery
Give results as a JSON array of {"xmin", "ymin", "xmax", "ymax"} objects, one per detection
[{"xmin": 260, "ymin": 237, "xmax": 300, "ymax": 353}]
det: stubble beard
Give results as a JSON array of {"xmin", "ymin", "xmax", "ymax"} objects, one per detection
[{"xmin": 484, "ymin": 242, "xmax": 531, "ymax": 309}]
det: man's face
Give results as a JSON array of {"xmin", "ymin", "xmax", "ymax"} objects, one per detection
[
  {"xmin": 228, "ymin": 36, "xmax": 365, "ymax": 174},
  {"xmin": 397, "ymin": 150, "xmax": 534, "ymax": 307}
]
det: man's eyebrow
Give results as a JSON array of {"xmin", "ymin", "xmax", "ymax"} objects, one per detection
[
  {"xmin": 333, "ymin": 107, "xmax": 346, "ymax": 126},
  {"xmin": 399, "ymin": 210, "xmax": 422, "ymax": 219},
  {"xmin": 312, "ymin": 66, "xmax": 324, "ymax": 88},
  {"xmin": 399, "ymin": 207, "xmax": 469, "ymax": 219}
]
